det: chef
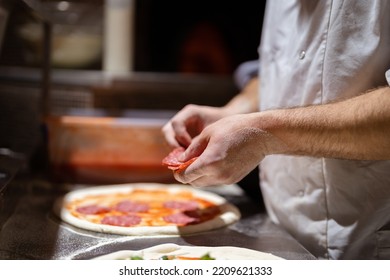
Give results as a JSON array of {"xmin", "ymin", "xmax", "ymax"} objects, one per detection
[{"xmin": 162, "ymin": 0, "xmax": 390, "ymax": 259}]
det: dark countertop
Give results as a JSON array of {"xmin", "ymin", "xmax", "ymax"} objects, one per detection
[{"xmin": 0, "ymin": 180, "xmax": 316, "ymax": 260}]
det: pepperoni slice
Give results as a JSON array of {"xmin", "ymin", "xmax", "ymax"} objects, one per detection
[
  {"xmin": 115, "ymin": 200, "xmax": 149, "ymax": 213},
  {"xmin": 162, "ymin": 147, "xmax": 184, "ymax": 168},
  {"xmin": 101, "ymin": 215, "xmax": 142, "ymax": 227},
  {"xmin": 162, "ymin": 147, "xmax": 198, "ymax": 171},
  {"xmin": 184, "ymin": 206, "xmax": 221, "ymax": 221},
  {"xmin": 76, "ymin": 204, "xmax": 110, "ymax": 215},
  {"xmin": 163, "ymin": 200, "xmax": 199, "ymax": 211},
  {"xmin": 162, "ymin": 212, "xmax": 199, "ymax": 225},
  {"xmin": 174, "ymin": 157, "xmax": 198, "ymax": 172}
]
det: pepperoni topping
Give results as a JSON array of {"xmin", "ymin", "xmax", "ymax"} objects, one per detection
[
  {"xmin": 101, "ymin": 215, "xmax": 142, "ymax": 227},
  {"xmin": 115, "ymin": 200, "xmax": 149, "ymax": 213},
  {"xmin": 162, "ymin": 147, "xmax": 198, "ymax": 171},
  {"xmin": 76, "ymin": 204, "xmax": 110, "ymax": 215},
  {"xmin": 162, "ymin": 147, "xmax": 184, "ymax": 166},
  {"xmin": 163, "ymin": 200, "xmax": 199, "ymax": 211},
  {"xmin": 184, "ymin": 206, "xmax": 221, "ymax": 221},
  {"xmin": 162, "ymin": 212, "xmax": 199, "ymax": 225},
  {"xmin": 174, "ymin": 157, "xmax": 198, "ymax": 172}
]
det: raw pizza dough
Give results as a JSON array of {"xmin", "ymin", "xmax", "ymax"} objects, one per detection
[
  {"xmin": 54, "ymin": 183, "xmax": 240, "ymax": 236},
  {"xmin": 93, "ymin": 243, "xmax": 283, "ymax": 260}
]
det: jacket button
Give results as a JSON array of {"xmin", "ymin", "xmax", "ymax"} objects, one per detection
[{"xmin": 299, "ymin": 50, "xmax": 306, "ymax": 60}]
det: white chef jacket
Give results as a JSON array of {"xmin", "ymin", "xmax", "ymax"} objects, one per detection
[{"xmin": 258, "ymin": 0, "xmax": 390, "ymax": 259}]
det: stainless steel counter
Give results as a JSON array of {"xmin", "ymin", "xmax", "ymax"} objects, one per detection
[{"xmin": 0, "ymin": 180, "xmax": 316, "ymax": 260}]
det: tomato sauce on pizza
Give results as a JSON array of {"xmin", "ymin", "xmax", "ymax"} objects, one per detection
[
  {"xmin": 56, "ymin": 183, "xmax": 240, "ymax": 236},
  {"xmin": 66, "ymin": 188, "xmax": 220, "ymax": 227}
]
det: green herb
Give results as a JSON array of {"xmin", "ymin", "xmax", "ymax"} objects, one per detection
[{"xmin": 200, "ymin": 253, "xmax": 215, "ymax": 260}]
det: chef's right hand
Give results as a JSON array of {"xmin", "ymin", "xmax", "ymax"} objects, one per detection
[{"xmin": 162, "ymin": 104, "xmax": 229, "ymax": 148}]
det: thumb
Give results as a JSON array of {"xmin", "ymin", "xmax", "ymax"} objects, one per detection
[{"xmin": 179, "ymin": 135, "xmax": 208, "ymax": 162}]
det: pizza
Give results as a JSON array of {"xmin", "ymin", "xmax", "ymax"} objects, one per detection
[
  {"xmin": 55, "ymin": 183, "xmax": 240, "ymax": 236},
  {"xmin": 93, "ymin": 243, "xmax": 283, "ymax": 260},
  {"xmin": 162, "ymin": 147, "xmax": 198, "ymax": 171}
]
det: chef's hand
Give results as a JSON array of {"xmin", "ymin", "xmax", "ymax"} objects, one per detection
[
  {"xmin": 162, "ymin": 104, "xmax": 230, "ymax": 148},
  {"xmin": 172, "ymin": 113, "xmax": 283, "ymax": 187}
]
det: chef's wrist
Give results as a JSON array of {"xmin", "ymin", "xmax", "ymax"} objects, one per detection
[{"xmin": 250, "ymin": 111, "xmax": 292, "ymax": 156}]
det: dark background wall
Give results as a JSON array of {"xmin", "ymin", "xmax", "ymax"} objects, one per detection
[{"xmin": 135, "ymin": 0, "xmax": 266, "ymax": 74}]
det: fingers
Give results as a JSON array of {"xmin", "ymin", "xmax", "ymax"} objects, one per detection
[
  {"xmin": 173, "ymin": 162, "xmax": 241, "ymax": 188},
  {"xmin": 173, "ymin": 158, "xmax": 209, "ymax": 186},
  {"xmin": 174, "ymin": 160, "xmax": 249, "ymax": 188},
  {"xmin": 178, "ymin": 134, "xmax": 208, "ymax": 161},
  {"xmin": 174, "ymin": 173, "xmax": 211, "ymax": 188},
  {"xmin": 162, "ymin": 122, "xmax": 180, "ymax": 147},
  {"xmin": 162, "ymin": 106, "xmax": 200, "ymax": 148},
  {"xmin": 173, "ymin": 137, "xmax": 223, "ymax": 186},
  {"xmin": 162, "ymin": 104, "xmax": 226, "ymax": 149},
  {"xmin": 174, "ymin": 169, "xmax": 223, "ymax": 188},
  {"xmin": 171, "ymin": 116, "xmax": 263, "ymax": 187},
  {"xmin": 162, "ymin": 120, "xmax": 192, "ymax": 147},
  {"xmin": 170, "ymin": 119, "xmax": 192, "ymax": 148}
]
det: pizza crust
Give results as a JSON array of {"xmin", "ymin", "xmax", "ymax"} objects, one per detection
[
  {"xmin": 92, "ymin": 243, "xmax": 284, "ymax": 260},
  {"xmin": 54, "ymin": 183, "xmax": 241, "ymax": 236}
]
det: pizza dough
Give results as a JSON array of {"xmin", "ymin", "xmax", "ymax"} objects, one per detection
[
  {"xmin": 93, "ymin": 243, "xmax": 283, "ymax": 260},
  {"xmin": 54, "ymin": 183, "xmax": 240, "ymax": 236}
]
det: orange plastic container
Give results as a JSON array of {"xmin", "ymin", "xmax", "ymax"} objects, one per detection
[{"xmin": 46, "ymin": 115, "xmax": 174, "ymax": 184}]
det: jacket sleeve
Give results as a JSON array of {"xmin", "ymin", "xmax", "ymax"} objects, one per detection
[{"xmin": 233, "ymin": 60, "xmax": 260, "ymax": 89}]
